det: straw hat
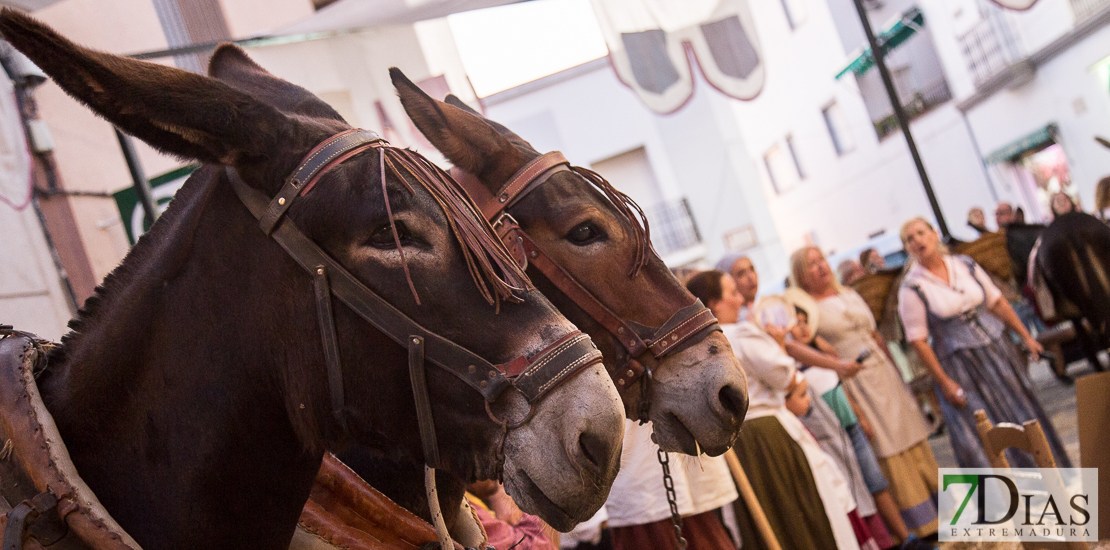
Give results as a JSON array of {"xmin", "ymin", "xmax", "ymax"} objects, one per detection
[
  {"xmin": 783, "ymin": 287, "xmax": 820, "ymax": 342},
  {"xmin": 750, "ymin": 295, "xmax": 796, "ymax": 333}
]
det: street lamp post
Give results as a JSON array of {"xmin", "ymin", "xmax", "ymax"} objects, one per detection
[
  {"xmin": 115, "ymin": 128, "xmax": 158, "ymax": 229},
  {"xmin": 849, "ymin": 0, "xmax": 951, "ymax": 239}
]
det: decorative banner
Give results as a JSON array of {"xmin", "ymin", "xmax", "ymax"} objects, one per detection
[
  {"xmin": 590, "ymin": 0, "xmax": 764, "ymax": 114},
  {"xmin": 113, "ymin": 165, "xmax": 197, "ymax": 244},
  {"xmin": 988, "ymin": 0, "xmax": 1039, "ymax": 9}
]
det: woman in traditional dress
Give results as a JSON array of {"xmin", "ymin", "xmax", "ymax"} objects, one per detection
[
  {"xmin": 896, "ymin": 217, "xmax": 1070, "ymax": 469},
  {"xmin": 687, "ymin": 270, "xmax": 860, "ymax": 550},
  {"xmin": 790, "ymin": 247, "xmax": 940, "ymax": 539}
]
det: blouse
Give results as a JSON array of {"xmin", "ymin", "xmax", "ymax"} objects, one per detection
[
  {"xmin": 898, "ymin": 256, "xmax": 1003, "ymax": 342},
  {"xmin": 604, "ymin": 420, "xmax": 738, "ymax": 527},
  {"xmin": 720, "ymin": 321, "xmax": 796, "ymax": 417}
]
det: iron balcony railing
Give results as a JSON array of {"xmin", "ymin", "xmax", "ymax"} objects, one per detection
[
  {"xmin": 872, "ymin": 78, "xmax": 953, "ymax": 139},
  {"xmin": 958, "ymin": 8, "xmax": 1023, "ymax": 86},
  {"xmin": 1071, "ymin": 0, "xmax": 1110, "ymax": 22},
  {"xmin": 642, "ymin": 197, "xmax": 702, "ymax": 257}
]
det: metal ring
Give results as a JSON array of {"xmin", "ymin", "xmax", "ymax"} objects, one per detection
[{"xmin": 485, "ymin": 399, "xmax": 536, "ymax": 430}]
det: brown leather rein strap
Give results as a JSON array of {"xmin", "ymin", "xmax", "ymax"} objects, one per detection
[
  {"xmin": 469, "ymin": 151, "xmax": 570, "ymax": 222},
  {"xmin": 505, "ymin": 222, "xmax": 717, "ymax": 388},
  {"xmin": 452, "ymin": 151, "xmax": 720, "ymax": 391},
  {"xmin": 225, "ymin": 130, "xmax": 602, "ymax": 469}
]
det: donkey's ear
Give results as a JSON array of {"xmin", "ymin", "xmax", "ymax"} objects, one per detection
[
  {"xmin": 0, "ymin": 9, "xmax": 290, "ymax": 166},
  {"xmin": 444, "ymin": 94, "xmax": 481, "ymax": 116},
  {"xmin": 208, "ymin": 44, "xmax": 347, "ymax": 123},
  {"xmin": 444, "ymin": 93, "xmax": 535, "ymax": 149},
  {"xmin": 390, "ymin": 67, "xmax": 529, "ymax": 184}
]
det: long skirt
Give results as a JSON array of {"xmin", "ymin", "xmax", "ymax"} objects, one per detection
[
  {"xmin": 877, "ymin": 440, "xmax": 939, "ymax": 537},
  {"xmin": 937, "ymin": 340, "xmax": 1071, "ymax": 469},
  {"xmin": 610, "ymin": 510, "xmax": 735, "ymax": 550},
  {"xmin": 730, "ymin": 416, "xmax": 837, "ymax": 550}
]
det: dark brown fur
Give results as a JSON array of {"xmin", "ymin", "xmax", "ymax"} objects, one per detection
[{"xmin": 0, "ymin": 9, "xmax": 595, "ymax": 549}]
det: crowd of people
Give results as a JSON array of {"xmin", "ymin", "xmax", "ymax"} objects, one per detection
[
  {"xmin": 566, "ymin": 199, "xmax": 1104, "ymax": 550},
  {"xmin": 475, "ymin": 185, "xmax": 1110, "ymax": 550}
]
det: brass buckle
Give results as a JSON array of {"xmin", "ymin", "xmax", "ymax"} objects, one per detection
[
  {"xmin": 491, "ymin": 213, "xmax": 528, "ymax": 271},
  {"xmin": 491, "ymin": 212, "xmax": 518, "ymax": 234}
]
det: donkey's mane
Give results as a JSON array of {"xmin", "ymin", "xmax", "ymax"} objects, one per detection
[{"xmin": 47, "ymin": 167, "xmax": 217, "ymax": 365}]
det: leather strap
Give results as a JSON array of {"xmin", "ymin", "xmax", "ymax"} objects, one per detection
[
  {"xmin": 509, "ymin": 332, "xmax": 602, "ymax": 402},
  {"xmin": 227, "ymin": 131, "xmax": 604, "ymax": 428},
  {"xmin": 644, "ymin": 302, "xmax": 719, "ymax": 357},
  {"xmin": 407, "ymin": 337, "xmax": 440, "ymax": 470},
  {"xmin": 259, "ymin": 130, "xmax": 383, "ymax": 235},
  {"xmin": 230, "ymin": 166, "xmax": 513, "ymax": 402},
  {"xmin": 2, "ymin": 491, "xmax": 60, "ymax": 550},
  {"xmin": 314, "ymin": 265, "xmax": 347, "ymax": 434},
  {"xmin": 477, "ymin": 151, "xmax": 568, "ymax": 221},
  {"xmin": 492, "ymin": 214, "xmax": 718, "ymax": 390}
]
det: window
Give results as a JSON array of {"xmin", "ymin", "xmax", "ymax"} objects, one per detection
[
  {"xmin": 781, "ymin": 0, "xmax": 808, "ymax": 29},
  {"xmin": 764, "ymin": 143, "xmax": 800, "ymax": 194},
  {"xmin": 785, "ymin": 135, "xmax": 805, "ymax": 179},
  {"xmin": 822, "ymin": 102, "xmax": 855, "ymax": 155}
]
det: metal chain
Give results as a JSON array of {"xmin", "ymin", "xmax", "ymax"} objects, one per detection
[{"xmin": 657, "ymin": 449, "xmax": 688, "ymax": 550}]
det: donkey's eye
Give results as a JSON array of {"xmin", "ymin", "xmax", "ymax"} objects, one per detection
[
  {"xmin": 367, "ymin": 221, "xmax": 412, "ymax": 249},
  {"xmin": 566, "ymin": 222, "xmax": 604, "ymax": 245}
]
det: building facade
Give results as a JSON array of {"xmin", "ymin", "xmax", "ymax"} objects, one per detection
[
  {"xmin": 732, "ymin": 0, "xmax": 1110, "ymax": 259},
  {"xmin": 479, "ymin": 58, "xmax": 791, "ymax": 285}
]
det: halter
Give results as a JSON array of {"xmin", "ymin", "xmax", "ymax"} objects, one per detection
[
  {"xmin": 225, "ymin": 129, "xmax": 602, "ymax": 465},
  {"xmin": 451, "ymin": 151, "xmax": 720, "ymax": 417}
]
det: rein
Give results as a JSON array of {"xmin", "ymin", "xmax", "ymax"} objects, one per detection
[
  {"xmin": 451, "ymin": 151, "xmax": 719, "ymax": 416},
  {"xmin": 225, "ymin": 130, "xmax": 603, "ymax": 547}
]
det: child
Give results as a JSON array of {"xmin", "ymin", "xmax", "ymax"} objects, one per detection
[
  {"xmin": 784, "ymin": 372, "xmax": 812, "ymax": 417},
  {"xmin": 789, "ymin": 303, "xmax": 931, "ymax": 550}
]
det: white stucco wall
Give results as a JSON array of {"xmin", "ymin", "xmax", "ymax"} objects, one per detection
[
  {"xmin": 722, "ymin": 0, "xmax": 1109, "ymax": 256},
  {"xmin": 0, "ymin": 68, "xmax": 73, "ymax": 340},
  {"xmin": 727, "ymin": 0, "xmax": 999, "ymax": 255},
  {"xmin": 480, "ymin": 60, "xmax": 789, "ymax": 284}
]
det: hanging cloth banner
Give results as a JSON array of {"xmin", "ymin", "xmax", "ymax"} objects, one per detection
[
  {"xmin": 590, "ymin": 0, "xmax": 764, "ymax": 114},
  {"xmin": 989, "ymin": 0, "xmax": 1038, "ymax": 9}
]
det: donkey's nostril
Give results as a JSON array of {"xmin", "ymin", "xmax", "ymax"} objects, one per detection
[
  {"xmin": 578, "ymin": 429, "xmax": 610, "ymax": 471},
  {"xmin": 719, "ymin": 384, "xmax": 748, "ymax": 424}
]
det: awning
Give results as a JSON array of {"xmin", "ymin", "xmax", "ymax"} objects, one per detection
[
  {"xmin": 835, "ymin": 7, "xmax": 924, "ymax": 79},
  {"xmin": 983, "ymin": 123, "xmax": 1058, "ymax": 163}
]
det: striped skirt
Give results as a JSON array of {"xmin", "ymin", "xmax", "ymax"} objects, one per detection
[{"xmin": 937, "ymin": 338, "xmax": 1071, "ymax": 469}]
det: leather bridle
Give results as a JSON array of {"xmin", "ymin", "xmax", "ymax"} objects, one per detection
[
  {"xmin": 451, "ymin": 151, "xmax": 720, "ymax": 417},
  {"xmin": 224, "ymin": 129, "xmax": 603, "ymax": 471}
]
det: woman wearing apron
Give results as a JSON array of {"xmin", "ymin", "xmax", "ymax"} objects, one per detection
[
  {"xmin": 897, "ymin": 217, "xmax": 1069, "ymax": 469},
  {"xmin": 791, "ymin": 246, "xmax": 939, "ymax": 539}
]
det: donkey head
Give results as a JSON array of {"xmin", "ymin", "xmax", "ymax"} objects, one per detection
[
  {"xmin": 0, "ymin": 10, "xmax": 622, "ymax": 530},
  {"xmin": 393, "ymin": 69, "xmax": 748, "ymax": 456}
]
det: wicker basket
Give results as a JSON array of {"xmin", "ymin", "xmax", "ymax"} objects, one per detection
[
  {"xmin": 851, "ymin": 270, "xmax": 900, "ymax": 326},
  {"xmin": 953, "ymin": 232, "xmax": 1012, "ymax": 282}
]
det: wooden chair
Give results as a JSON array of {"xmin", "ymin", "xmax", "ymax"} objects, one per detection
[{"xmin": 973, "ymin": 410, "xmax": 1089, "ymax": 550}]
